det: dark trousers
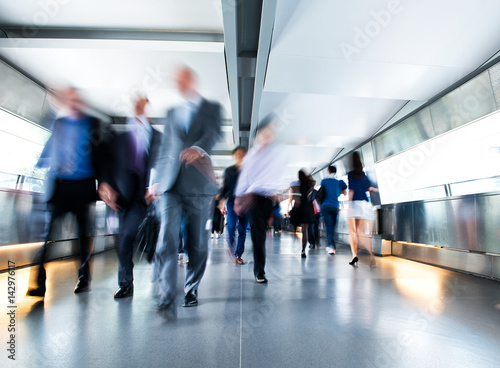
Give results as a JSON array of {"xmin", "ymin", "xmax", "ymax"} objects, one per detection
[
  {"xmin": 248, "ymin": 195, "xmax": 273, "ymax": 278},
  {"xmin": 308, "ymin": 214, "xmax": 320, "ymax": 246},
  {"xmin": 31, "ymin": 179, "xmax": 96, "ymax": 290},
  {"xmin": 322, "ymin": 205, "xmax": 339, "ymax": 250},
  {"xmin": 273, "ymin": 216, "xmax": 282, "ymax": 231},
  {"xmin": 116, "ymin": 180, "xmax": 147, "ymax": 287}
]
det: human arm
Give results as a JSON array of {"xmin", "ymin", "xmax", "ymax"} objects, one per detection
[
  {"xmin": 36, "ymin": 134, "xmax": 54, "ymax": 169},
  {"xmin": 340, "ymin": 180, "xmax": 348, "ymax": 196},
  {"xmin": 180, "ymin": 102, "xmax": 221, "ymax": 165}
]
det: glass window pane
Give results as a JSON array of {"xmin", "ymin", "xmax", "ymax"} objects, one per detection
[
  {"xmin": 376, "ymin": 110, "xmax": 500, "ymax": 204},
  {"xmin": 373, "ymin": 107, "xmax": 433, "ymax": 162},
  {"xmin": 0, "ymin": 61, "xmax": 46, "ymax": 124},
  {"xmin": 429, "ymin": 71, "xmax": 496, "ymax": 135},
  {"xmin": 450, "ymin": 176, "xmax": 500, "ymax": 196},
  {"xmin": 489, "ymin": 63, "xmax": 500, "ymax": 110},
  {"xmin": 0, "ymin": 109, "xmax": 49, "ymax": 176}
]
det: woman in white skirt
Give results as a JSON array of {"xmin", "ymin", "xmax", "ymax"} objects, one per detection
[{"xmin": 346, "ymin": 152, "xmax": 378, "ymax": 267}]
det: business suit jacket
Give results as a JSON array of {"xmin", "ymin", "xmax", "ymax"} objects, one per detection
[
  {"xmin": 152, "ymin": 98, "xmax": 221, "ymax": 196},
  {"xmin": 103, "ymin": 127, "xmax": 163, "ymax": 207}
]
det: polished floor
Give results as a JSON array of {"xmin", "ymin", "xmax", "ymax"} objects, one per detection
[{"xmin": 1, "ymin": 231, "xmax": 500, "ymax": 368}]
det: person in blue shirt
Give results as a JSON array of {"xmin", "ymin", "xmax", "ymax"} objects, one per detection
[
  {"xmin": 347, "ymin": 152, "xmax": 378, "ymax": 267},
  {"xmin": 27, "ymin": 88, "xmax": 110, "ymax": 297},
  {"xmin": 319, "ymin": 165, "xmax": 347, "ymax": 255},
  {"xmin": 219, "ymin": 146, "xmax": 248, "ymax": 264}
]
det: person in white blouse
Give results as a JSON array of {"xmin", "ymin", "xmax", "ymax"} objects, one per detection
[{"xmin": 234, "ymin": 114, "xmax": 288, "ymax": 283}]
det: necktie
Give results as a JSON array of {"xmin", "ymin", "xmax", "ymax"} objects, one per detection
[
  {"xmin": 183, "ymin": 101, "xmax": 197, "ymax": 133},
  {"xmin": 132, "ymin": 119, "xmax": 146, "ymax": 175}
]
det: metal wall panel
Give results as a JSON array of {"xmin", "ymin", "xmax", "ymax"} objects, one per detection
[
  {"xmin": 0, "ymin": 189, "xmax": 45, "ymax": 245},
  {"xmin": 492, "ymin": 256, "xmax": 500, "ymax": 280},
  {"xmin": 475, "ymin": 194, "xmax": 500, "ymax": 254},
  {"xmin": 392, "ymin": 242, "xmax": 495, "ymax": 279},
  {"xmin": 394, "ymin": 203, "xmax": 413, "ymax": 242},
  {"xmin": 381, "ymin": 193, "xmax": 500, "ymax": 279},
  {"xmin": 378, "ymin": 205, "xmax": 395, "ymax": 238},
  {"xmin": 413, "ymin": 198, "xmax": 476, "ymax": 250}
]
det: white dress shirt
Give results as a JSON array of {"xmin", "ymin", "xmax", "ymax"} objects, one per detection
[{"xmin": 235, "ymin": 142, "xmax": 288, "ymax": 197}]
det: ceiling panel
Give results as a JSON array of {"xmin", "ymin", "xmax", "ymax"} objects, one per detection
[
  {"xmin": 257, "ymin": 0, "xmax": 500, "ymax": 182},
  {"xmin": 262, "ymin": 92, "xmax": 407, "ymax": 139},
  {"xmin": 0, "ymin": 0, "xmax": 223, "ymax": 31},
  {"xmin": 0, "ymin": 40, "xmax": 230, "ymax": 118},
  {"xmin": 272, "ymin": 0, "xmax": 500, "ymax": 68},
  {"xmin": 264, "ymin": 54, "xmax": 471, "ymax": 100}
]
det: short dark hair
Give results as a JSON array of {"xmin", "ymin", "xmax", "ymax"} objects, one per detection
[
  {"xmin": 328, "ymin": 165, "xmax": 337, "ymax": 174},
  {"xmin": 232, "ymin": 145, "xmax": 247, "ymax": 155},
  {"xmin": 255, "ymin": 113, "xmax": 275, "ymax": 134}
]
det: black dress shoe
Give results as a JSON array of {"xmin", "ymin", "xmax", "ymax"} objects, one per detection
[
  {"xmin": 114, "ymin": 285, "xmax": 134, "ymax": 298},
  {"xmin": 182, "ymin": 291, "xmax": 198, "ymax": 307},
  {"xmin": 74, "ymin": 278, "xmax": 90, "ymax": 294},
  {"xmin": 27, "ymin": 287, "xmax": 46, "ymax": 297},
  {"xmin": 255, "ymin": 275, "xmax": 268, "ymax": 283}
]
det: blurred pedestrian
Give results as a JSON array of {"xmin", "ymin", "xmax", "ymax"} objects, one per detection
[
  {"xmin": 307, "ymin": 178, "xmax": 321, "ymax": 249},
  {"xmin": 219, "ymin": 146, "xmax": 248, "ymax": 264},
  {"xmin": 289, "ymin": 170, "xmax": 314, "ymax": 258},
  {"xmin": 346, "ymin": 152, "xmax": 378, "ymax": 267},
  {"xmin": 319, "ymin": 165, "xmax": 347, "ymax": 255},
  {"xmin": 147, "ymin": 66, "xmax": 221, "ymax": 314},
  {"xmin": 27, "ymin": 87, "xmax": 110, "ymax": 297},
  {"xmin": 98, "ymin": 95, "xmax": 162, "ymax": 298},
  {"xmin": 211, "ymin": 196, "xmax": 225, "ymax": 239},
  {"xmin": 272, "ymin": 202, "xmax": 282, "ymax": 233},
  {"xmin": 234, "ymin": 115, "xmax": 287, "ymax": 283}
]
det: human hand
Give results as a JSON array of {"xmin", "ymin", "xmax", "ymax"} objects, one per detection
[
  {"xmin": 98, "ymin": 182, "xmax": 121, "ymax": 211},
  {"xmin": 179, "ymin": 147, "xmax": 204, "ymax": 166},
  {"xmin": 145, "ymin": 183, "xmax": 159, "ymax": 204}
]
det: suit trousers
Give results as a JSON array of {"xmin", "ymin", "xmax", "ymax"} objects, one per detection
[
  {"xmin": 154, "ymin": 189, "xmax": 212, "ymax": 305},
  {"xmin": 116, "ymin": 177, "xmax": 147, "ymax": 287},
  {"xmin": 31, "ymin": 179, "xmax": 95, "ymax": 290},
  {"xmin": 248, "ymin": 195, "xmax": 273, "ymax": 278}
]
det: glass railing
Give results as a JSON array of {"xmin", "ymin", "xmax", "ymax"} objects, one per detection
[{"xmin": 0, "ymin": 171, "xmax": 45, "ymax": 193}]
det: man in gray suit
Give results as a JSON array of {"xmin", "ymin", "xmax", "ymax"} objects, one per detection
[{"xmin": 147, "ymin": 66, "xmax": 221, "ymax": 314}]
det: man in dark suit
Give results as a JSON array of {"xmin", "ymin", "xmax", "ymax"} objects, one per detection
[
  {"xmin": 147, "ymin": 66, "xmax": 221, "ymax": 313},
  {"xmin": 99, "ymin": 96, "xmax": 162, "ymax": 298},
  {"xmin": 27, "ymin": 87, "xmax": 110, "ymax": 297}
]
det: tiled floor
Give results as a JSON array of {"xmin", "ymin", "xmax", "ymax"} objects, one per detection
[{"xmin": 1, "ymin": 231, "xmax": 500, "ymax": 367}]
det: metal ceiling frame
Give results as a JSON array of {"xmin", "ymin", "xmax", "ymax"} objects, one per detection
[
  {"xmin": 0, "ymin": 26, "xmax": 224, "ymax": 42},
  {"xmin": 221, "ymin": 0, "xmax": 276, "ymax": 149}
]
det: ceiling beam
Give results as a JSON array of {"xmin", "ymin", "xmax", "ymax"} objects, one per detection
[
  {"xmin": 221, "ymin": 0, "xmax": 240, "ymax": 147},
  {"xmin": 248, "ymin": 0, "xmax": 277, "ymax": 145},
  {"xmin": 0, "ymin": 26, "xmax": 224, "ymax": 42}
]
